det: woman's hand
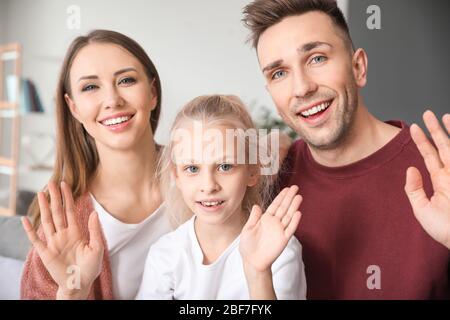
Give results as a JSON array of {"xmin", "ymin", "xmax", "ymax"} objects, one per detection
[
  {"xmin": 21, "ymin": 181, "xmax": 104, "ymax": 299},
  {"xmin": 405, "ymin": 111, "xmax": 450, "ymax": 250}
]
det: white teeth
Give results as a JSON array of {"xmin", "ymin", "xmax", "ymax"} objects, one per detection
[
  {"xmin": 201, "ymin": 201, "xmax": 223, "ymax": 207},
  {"xmin": 102, "ymin": 116, "xmax": 131, "ymax": 126},
  {"xmin": 300, "ymin": 101, "xmax": 331, "ymax": 117}
]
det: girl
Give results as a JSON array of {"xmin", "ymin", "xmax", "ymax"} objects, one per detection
[
  {"xmin": 20, "ymin": 30, "xmax": 172, "ymax": 299},
  {"xmin": 136, "ymin": 95, "xmax": 307, "ymax": 299}
]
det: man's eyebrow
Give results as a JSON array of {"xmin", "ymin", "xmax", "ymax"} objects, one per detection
[
  {"xmin": 262, "ymin": 59, "xmax": 284, "ymax": 74},
  {"xmin": 298, "ymin": 41, "xmax": 333, "ymax": 53},
  {"xmin": 77, "ymin": 67, "xmax": 137, "ymax": 82}
]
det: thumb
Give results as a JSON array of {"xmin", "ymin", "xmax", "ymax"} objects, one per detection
[
  {"xmin": 405, "ymin": 167, "xmax": 429, "ymax": 213},
  {"xmin": 88, "ymin": 211, "xmax": 104, "ymax": 251},
  {"xmin": 243, "ymin": 205, "xmax": 262, "ymax": 232}
]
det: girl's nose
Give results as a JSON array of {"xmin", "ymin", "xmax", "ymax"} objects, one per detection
[{"xmin": 200, "ymin": 173, "xmax": 220, "ymax": 194}]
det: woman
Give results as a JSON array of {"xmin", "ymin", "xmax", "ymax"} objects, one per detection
[{"xmin": 20, "ymin": 30, "xmax": 172, "ymax": 300}]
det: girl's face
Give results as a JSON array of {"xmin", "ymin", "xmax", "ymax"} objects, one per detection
[
  {"xmin": 173, "ymin": 122, "xmax": 258, "ymax": 226},
  {"xmin": 65, "ymin": 43, "xmax": 157, "ymax": 152}
]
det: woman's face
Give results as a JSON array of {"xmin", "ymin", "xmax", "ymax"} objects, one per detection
[{"xmin": 65, "ymin": 42, "xmax": 157, "ymax": 152}]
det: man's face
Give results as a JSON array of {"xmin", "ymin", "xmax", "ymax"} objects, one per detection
[{"xmin": 257, "ymin": 11, "xmax": 365, "ymax": 150}]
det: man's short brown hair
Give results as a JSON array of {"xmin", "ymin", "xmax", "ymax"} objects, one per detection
[{"xmin": 242, "ymin": 0, "xmax": 354, "ymax": 50}]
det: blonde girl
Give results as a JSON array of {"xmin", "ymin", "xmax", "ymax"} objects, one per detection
[{"xmin": 136, "ymin": 95, "xmax": 307, "ymax": 299}]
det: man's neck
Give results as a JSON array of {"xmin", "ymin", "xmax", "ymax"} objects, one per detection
[{"xmin": 308, "ymin": 105, "xmax": 401, "ymax": 167}]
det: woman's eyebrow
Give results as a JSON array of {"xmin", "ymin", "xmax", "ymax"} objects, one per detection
[{"xmin": 77, "ymin": 67, "xmax": 137, "ymax": 82}]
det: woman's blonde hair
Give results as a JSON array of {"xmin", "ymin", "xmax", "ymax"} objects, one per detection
[{"xmin": 158, "ymin": 94, "xmax": 271, "ymax": 227}]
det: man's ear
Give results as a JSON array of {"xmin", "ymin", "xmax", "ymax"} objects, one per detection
[
  {"xmin": 65, "ymin": 93, "xmax": 82, "ymax": 123},
  {"xmin": 352, "ymin": 48, "xmax": 368, "ymax": 88},
  {"xmin": 247, "ymin": 165, "xmax": 260, "ymax": 187}
]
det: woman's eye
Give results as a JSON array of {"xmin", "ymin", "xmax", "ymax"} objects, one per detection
[
  {"xmin": 185, "ymin": 165, "xmax": 199, "ymax": 174},
  {"xmin": 81, "ymin": 84, "xmax": 98, "ymax": 92},
  {"xmin": 310, "ymin": 55, "xmax": 327, "ymax": 65},
  {"xmin": 119, "ymin": 77, "xmax": 136, "ymax": 85},
  {"xmin": 218, "ymin": 164, "xmax": 233, "ymax": 172},
  {"xmin": 271, "ymin": 70, "xmax": 286, "ymax": 80}
]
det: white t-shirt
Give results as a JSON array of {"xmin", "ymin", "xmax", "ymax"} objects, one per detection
[
  {"xmin": 90, "ymin": 194, "xmax": 172, "ymax": 300},
  {"xmin": 136, "ymin": 216, "xmax": 307, "ymax": 300}
]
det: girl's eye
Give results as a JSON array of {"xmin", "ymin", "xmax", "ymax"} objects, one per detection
[
  {"xmin": 81, "ymin": 84, "xmax": 98, "ymax": 92},
  {"xmin": 185, "ymin": 165, "xmax": 199, "ymax": 174},
  {"xmin": 271, "ymin": 70, "xmax": 286, "ymax": 80},
  {"xmin": 218, "ymin": 164, "xmax": 233, "ymax": 172},
  {"xmin": 310, "ymin": 55, "xmax": 327, "ymax": 65},
  {"xmin": 119, "ymin": 77, "xmax": 136, "ymax": 85}
]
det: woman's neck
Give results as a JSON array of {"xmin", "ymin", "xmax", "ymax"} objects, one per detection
[{"xmin": 89, "ymin": 130, "xmax": 161, "ymax": 223}]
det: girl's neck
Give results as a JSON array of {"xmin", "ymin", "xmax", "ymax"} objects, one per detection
[{"xmin": 194, "ymin": 208, "xmax": 248, "ymax": 265}]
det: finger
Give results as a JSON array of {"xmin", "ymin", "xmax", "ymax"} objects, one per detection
[
  {"xmin": 48, "ymin": 181, "xmax": 66, "ymax": 231},
  {"xmin": 281, "ymin": 194, "xmax": 303, "ymax": 228},
  {"xmin": 38, "ymin": 191, "xmax": 56, "ymax": 237},
  {"xmin": 243, "ymin": 205, "xmax": 262, "ymax": 232},
  {"xmin": 61, "ymin": 181, "xmax": 77, "ymax": 227},
  {"xmin": 88, "ymin": 212, "xmax": 104, "ymax": 251},
  {"xmin": 410, "ymin": 123, "xmax": 443, "ymax": 176},
  {"xmin": 21, "ymin": 216, "xmax": 47, "ymax": 254},
  {"xmin": 284, "ymin": 211, "xmax": 301, "ymax": 239},
  {"xmin": 423, "ymin": 110, "xmax": 450, "ymax": 166},
  {"xmin": 275, "ymin": 185, "xmax": 299, "ymax": 219},
  {"xmin": 404, "ymin": 167, "xmax": 430, "ymax": 213},
  {"xmin": 265, "ymin": 187, "xmax": 289, "ymax": 216},
  {"xmin": 443, "ymin": 114, "xmax": 450, "ymax": 135}
]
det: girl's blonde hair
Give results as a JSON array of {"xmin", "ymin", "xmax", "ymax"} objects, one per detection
[{"xmin": 158, "ymin": 94, "xmax": 271, "ymax": 227}]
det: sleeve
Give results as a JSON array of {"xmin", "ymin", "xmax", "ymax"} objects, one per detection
[
  {"xmin": 20, "ymin": 227, "xmax": 58, "ymax": 300},
  {"xmin": 271, "ymin": 236, "xmax": 307, "ymax": 300},
  {"xmin": 135, "ymin": 237, "xmax": 175, "ymax": 300}
]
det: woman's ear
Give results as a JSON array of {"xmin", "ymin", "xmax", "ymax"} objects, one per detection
[
  {"xmin": 149, "ymin": 80, "xmax": 158, "ymax": 111},
  {"xmin": 352, "ymin": 48, "xmax": 368, "ymax": 88},
  {"xmin": 65, "ymin": 93, "xmax": 82, "ymax": 123}
]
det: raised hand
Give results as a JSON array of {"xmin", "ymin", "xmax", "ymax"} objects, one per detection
[
  {"xmin": 405, "ymin": 111, "xmax": 450, "ymax": 250},
  {"xmin": 240, "ymin": 185, "xmax": 302, "ymax": 273},
  {"xmin": 21, "ymin": 181, "xmax": 104, "ymax": 299}
]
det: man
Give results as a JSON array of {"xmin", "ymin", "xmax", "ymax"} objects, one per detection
[{"xmin": 243, "ymin": 0, "xmax": 450, "ymax": 299}]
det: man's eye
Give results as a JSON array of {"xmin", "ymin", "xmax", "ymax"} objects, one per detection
[
  {"xmin": 185, "ymin": 165, "xmax": 199, "ymax": 173},
  {"xmin": 310, "ymin": 56, "xmax": 327, "ymax": 64},
  {"xmin": 271, "ymin": 70, "xmax": 286, "ymax": 80},
  {"xmin": 218, "ymin": 164, "xmax": 233, "ymax": 172},
  {"xmin": 119, "ymin": 77, "xmax": 136, "ymax": 85},
  {"xmin": 82, "ymin": 84, "xmax": 98, "ymax": 92}
]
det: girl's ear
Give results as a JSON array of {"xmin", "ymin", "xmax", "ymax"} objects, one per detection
[
  {"xmin": 247, "ymin": 165, "xmax": 259, "ymax": 187},
  {"xmin": 65, "ymin": 93, "xmax": 82, "ymax": 123}
]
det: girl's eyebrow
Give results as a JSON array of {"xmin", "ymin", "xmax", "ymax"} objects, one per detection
[{"xmin": 77, "ymin": 67, "xmax": 137, "ymax": 82}]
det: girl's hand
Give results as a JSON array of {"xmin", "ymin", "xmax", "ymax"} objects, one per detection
[
  {"xmin": 21, "ymin": 181, "xmax": 104, "ymax": 299},
  {"xmin": 405, "ymin": 111, "xmax": 450, "ymax": 250},
  {"xmin": 240, "ymin": 185, "xmax": 302, "ymax": 273}
]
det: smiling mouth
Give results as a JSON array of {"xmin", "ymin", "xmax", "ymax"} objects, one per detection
[
  {"xmin": 196, "ymin": 200, "xmax": 225, "ymax": 207},
  {"xmin": 100, "ymin": 114, "xmax": 135, "ymax": 126},
  {"xmin": 297, "ymin": 100, "xmax": 333, "ymax": 119}
]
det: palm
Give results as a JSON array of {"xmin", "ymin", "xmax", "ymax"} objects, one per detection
[
  {"xmin": 406, "ymin": 112, "xmax": 450, "ymax": 249},
  {"xmin": 240, "ymin": 213, "xmax": 291, "ymax": 272},
  {"xmin": 39, "ymin": 226, "xmax": 103, "ymax": 291},
  {"xmin": 22, "ymin": 181, "xmax": 104, "ymax": 296},
  {"xmin": 239, "ymin": 186, "xmax": 302, "ymax": 272}
]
